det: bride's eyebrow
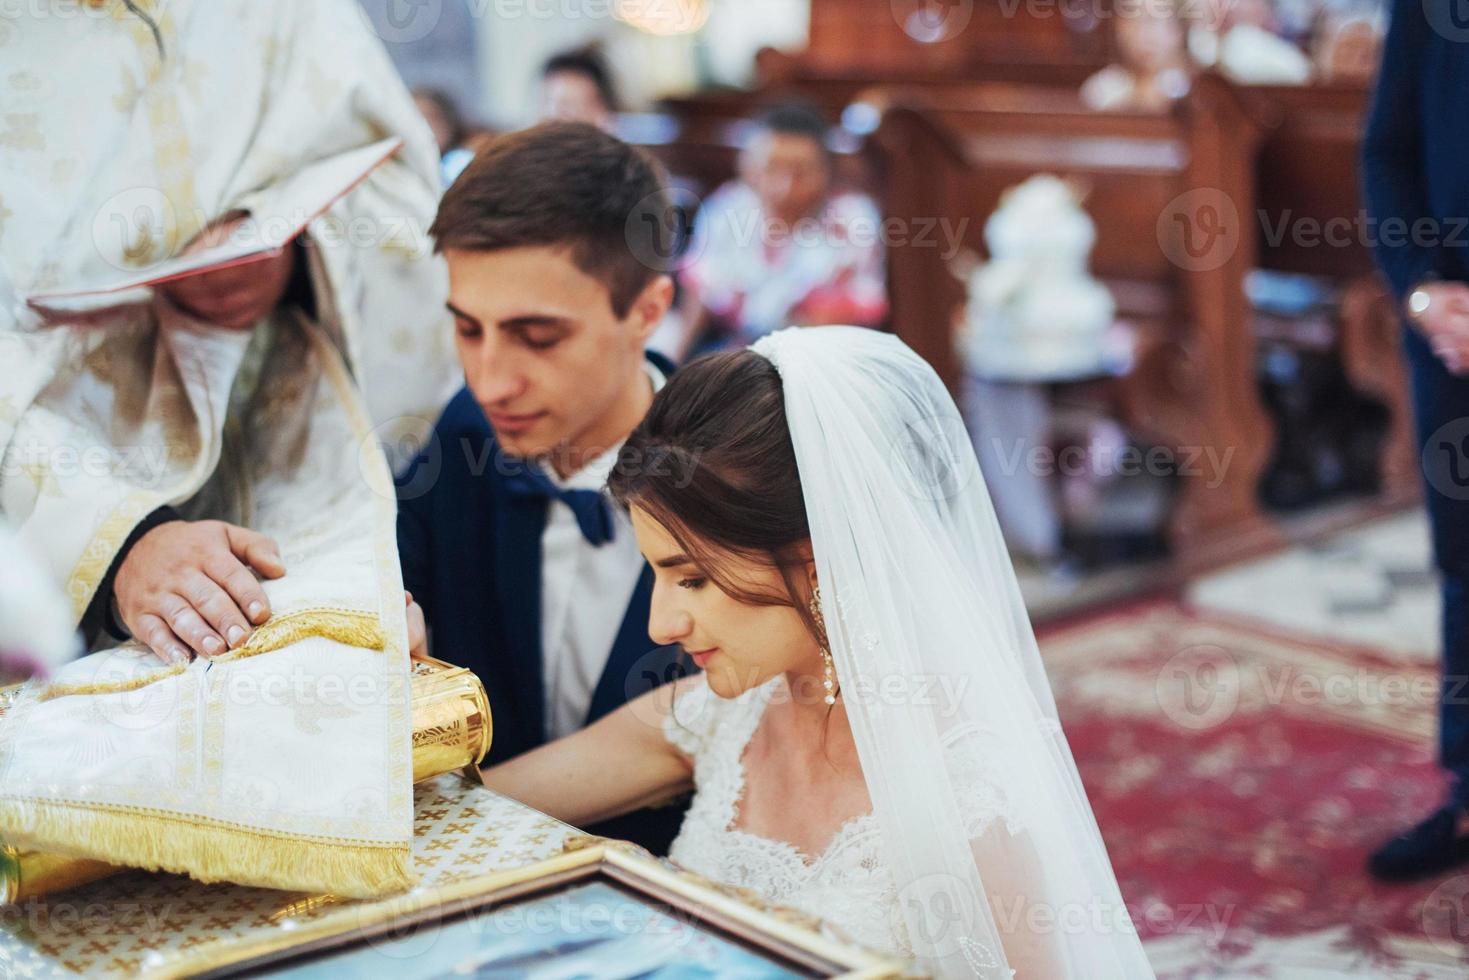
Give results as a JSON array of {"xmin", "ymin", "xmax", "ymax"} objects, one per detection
[{"xmin": 654, "ymin": 554, "xmax": 695, "ymax": 569}]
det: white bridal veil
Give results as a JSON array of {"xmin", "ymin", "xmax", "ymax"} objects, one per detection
[{"xmin": 751, "ymin": 327, "xmax": 1153, "ymax": 979}]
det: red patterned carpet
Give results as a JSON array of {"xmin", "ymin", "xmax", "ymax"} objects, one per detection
[{"xmin": 1040, "ymin": 602, "xmax": 1468, "ymax": 978}]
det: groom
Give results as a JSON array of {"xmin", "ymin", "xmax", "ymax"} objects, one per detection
[{"xmin": 397, "ymin": 122, "xmax": 688, "ymax": 853}]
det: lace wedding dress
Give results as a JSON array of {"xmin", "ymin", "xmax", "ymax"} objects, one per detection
[
  {"xmin": 664, "ymin": 674, "xmax": 1021, "ymax": 961},
  {"xmin": 655, "ymin": 327, "xmax": 1151, "ymax": 977}
]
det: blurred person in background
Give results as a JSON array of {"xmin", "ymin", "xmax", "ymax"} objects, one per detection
[
  {"xmin": 679, "ymin": 102, "xmax": 887, "ymax": 356},
  {"xmin": 1081, "ymin": 0, "xmax": 1193, "ymax": 111},
  {"xmin": 415, "ymin": 87, "xmax": 468, "ymax": 159},
  {"xmin": 540, "ymin": 45, "xmax": 619, "ymax": 131},
  {"xmin": 1362, "ymin": 0, "xmax": 1469, "ymax": 882},
  {"xmin": 1310, "ymin": 2, "xmax": 1385, "ymax": 83},
  {"xmin": 414, "ymin": 86, "xmax": 483, "ymax": 187}
]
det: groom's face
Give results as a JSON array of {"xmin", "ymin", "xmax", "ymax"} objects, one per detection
[{"xmin": 445, "ymin": 245, "xmax": 668, "ymax": 465}]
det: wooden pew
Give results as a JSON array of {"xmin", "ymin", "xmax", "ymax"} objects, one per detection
[
  {"xmin": 1236, "ymin": 81, "xmax": 1416, "ymax": 504},
  {"xmin": 867, "ymin": 74, "xmax": 1282, "ymax": 568},
  {"xmin": 806, "ymin": 0, "xmax": 1111, "ymax": 75},
  {"xmin": 630, "ymin": 70, "xmax": 1408, "ymax": 570},
  {"xmin": 1242, "ymin": 83, "xmax": 1376, "ymax": 280},
  {"xmin": 656, "ymin": 68, "xmax": 1099, "ymax": 127}
]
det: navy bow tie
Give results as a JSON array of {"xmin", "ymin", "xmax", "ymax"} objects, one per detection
[{"xmin": 503, "ymin": 466, "xmax": 615, "ymax": 547}]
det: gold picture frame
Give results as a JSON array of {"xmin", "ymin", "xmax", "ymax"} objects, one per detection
[{"xmin": 163, "ymin": 837, "xmax": 905, "ymax": 979}]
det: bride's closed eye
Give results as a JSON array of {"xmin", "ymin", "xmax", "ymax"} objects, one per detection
[{"xmin": 677, "ymin": 577, "xmax": 707, "ymax": 591}]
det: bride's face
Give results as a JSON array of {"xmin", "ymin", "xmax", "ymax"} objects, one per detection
[{"xmin": 631, "ymin": 507, "xmax": 822, "ymax": 700}]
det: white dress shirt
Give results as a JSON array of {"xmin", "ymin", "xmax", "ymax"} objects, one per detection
[{"xmin": 540, "ymin": 362, "xmax": 665, "ymax": 741}]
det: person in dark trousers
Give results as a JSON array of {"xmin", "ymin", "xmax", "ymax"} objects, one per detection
[{"xmin": 1362, "ymin": 0, "xmax": 1469, "ymax": 881}]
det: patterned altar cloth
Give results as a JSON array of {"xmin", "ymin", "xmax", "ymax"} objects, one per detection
[{"xmin": 0, "ymin": 775, "xmax": 573, "ymax": 977}]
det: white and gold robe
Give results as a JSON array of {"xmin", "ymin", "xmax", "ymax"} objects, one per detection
[{"xmin": 0, "ymin": 0, "xmax": 458, "ymax": 896}]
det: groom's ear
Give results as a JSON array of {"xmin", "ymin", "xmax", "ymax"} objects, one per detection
[{"xmin": 623, "ymin": 274, "xmax": 674, "ymax": 344}]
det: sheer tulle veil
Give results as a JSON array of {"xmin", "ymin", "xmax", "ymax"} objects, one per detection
[{"xmin": 750, "ymin": 327, "xmax": 1153, "ymax": 979}]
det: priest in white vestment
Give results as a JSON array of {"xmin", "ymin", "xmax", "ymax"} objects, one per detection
[{"xmin": 0, "ymin": 0, "xmax": 456, "ymax": 895}]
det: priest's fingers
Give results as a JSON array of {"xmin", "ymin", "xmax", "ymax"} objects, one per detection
[
  {"xmin": 134, "ymin": 613, "xmax": 192, "ymax": 666},
  {"xmin": 159, "ymin": 592, "xmax": 227, "ymax": 659},
  {"xmin": 186, "ymin": 571, "xmax": 253, "ymax": 651},
  {"xmin": 223, "ymin": 524, "xmax": 285, "ymax": 579},
  {"xmin": 209, "ymin": 555, "xmax": 272, "ymax": 626}
]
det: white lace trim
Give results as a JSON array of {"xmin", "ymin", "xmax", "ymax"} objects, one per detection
[
  {"xmin": 662, "ymin": 676, "xmax": 1023, "ymax": 963},
  {"xmin": 665, "ymin": 677, "xmax": 904, "ymax": 954}
]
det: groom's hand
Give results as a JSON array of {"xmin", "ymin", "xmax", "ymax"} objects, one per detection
[
  {"xmin": 115, "ymin": 520, "xmax": 285, "ymax": 664},
  {"xmin": 405, "ymin": 592, "xmax": 428, "ymax": 660}
]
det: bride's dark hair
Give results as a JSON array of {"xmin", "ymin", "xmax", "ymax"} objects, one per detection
[{"xmin": 608, "ymin": 350, "xmax": 825, "ymax": 646}]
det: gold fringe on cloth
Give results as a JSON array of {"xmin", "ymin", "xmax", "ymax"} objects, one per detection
[
  {"xmin": 36, "ymin": 609, "xmax": 385, "ymax": 703},
  {"xmin": 0, "ymin": 797, "xmax": 412, "ymax": 899},
  {"xmin": 0, "ymin": 654, "xmax": 490, "ymax": 903},
  {"xmin": 226, "ymin": 609, "xmax": 385, "ymax": 664},
  {"xmin": 36, "ymin": 662, "xmax": 189, "ymax": 703}
]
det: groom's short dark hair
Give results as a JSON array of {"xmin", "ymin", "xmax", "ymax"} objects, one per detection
[{"xmin": 430, "ymin": 122, "xmax": 674, "ymax": 318}]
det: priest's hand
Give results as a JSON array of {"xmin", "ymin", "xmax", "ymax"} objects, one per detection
[
  {"xmin": 405, "ymin": 592, "xmax": 428, "ymax": 660},
  {"xmin": 115, "ymin": 520, "xmax": 286, "ymax": 664},
  {"xmin": 160, "ymin": 212, "xmax": 297, "ymax": 330}
]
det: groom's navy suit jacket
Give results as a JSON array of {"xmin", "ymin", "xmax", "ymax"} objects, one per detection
[{"xmin": 395, "ymin": 352, "xmax": 689, "ymax": 854}]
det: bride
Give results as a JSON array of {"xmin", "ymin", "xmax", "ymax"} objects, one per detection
[{"xmin": 467, "ymin": 327, "xmax": 1153, "ymax": 978}]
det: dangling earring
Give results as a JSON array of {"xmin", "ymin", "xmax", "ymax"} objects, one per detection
[{"xmin": 809, "ymin": 585, "xmax": 837, "ymax": 706}]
